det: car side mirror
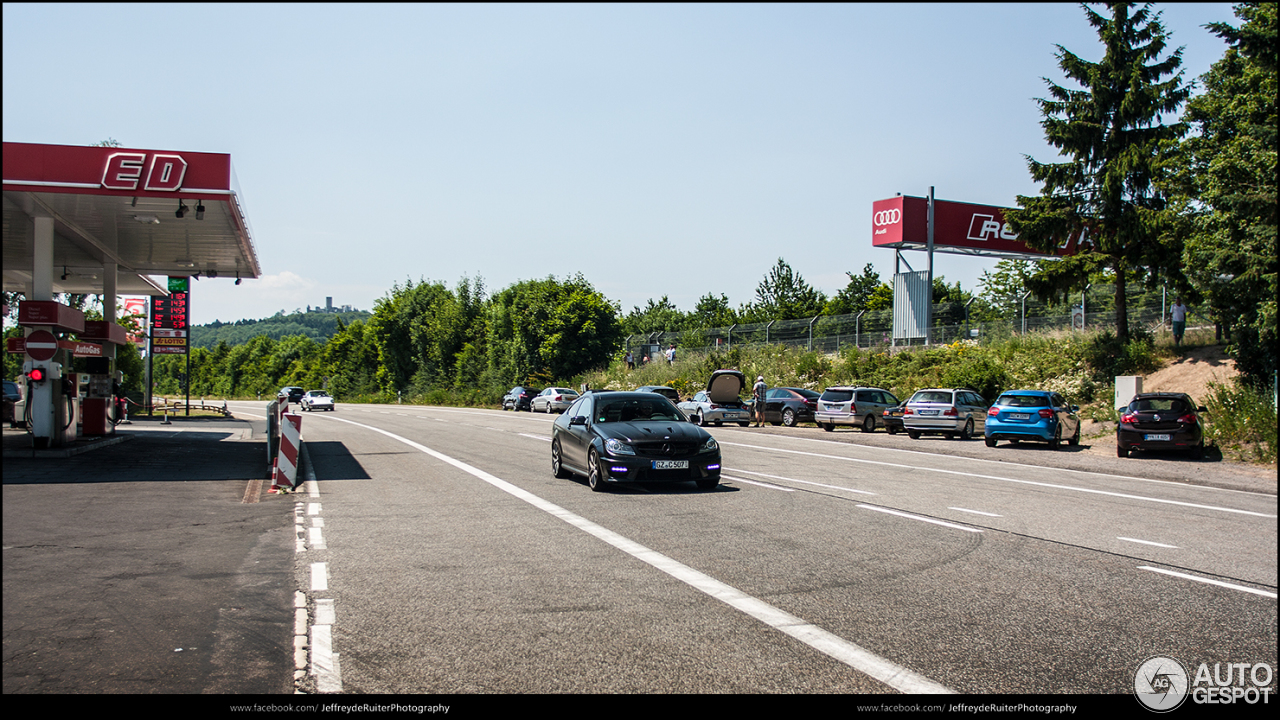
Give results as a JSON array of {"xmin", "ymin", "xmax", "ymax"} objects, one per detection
[{"xmin": 569, "ymin": 416, "xmax": 587, "ymax": 426}]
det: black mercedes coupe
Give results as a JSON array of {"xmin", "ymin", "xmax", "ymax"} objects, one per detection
[{"xmin": 551, "ymin": 391, "xmax": 721, "ymax": 492}]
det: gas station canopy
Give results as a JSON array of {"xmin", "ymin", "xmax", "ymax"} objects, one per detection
[{"xmin": 3, "ymin": 142, "xmax": 261, "ymax": 297}]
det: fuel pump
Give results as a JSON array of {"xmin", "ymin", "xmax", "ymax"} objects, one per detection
[
  {"xmin": 82, "ymin": 357, "xmax": 115, "ymax": 436},
  {"xmin": 24, "ymin": 359, "xmax": 76, "ymax": 447}
]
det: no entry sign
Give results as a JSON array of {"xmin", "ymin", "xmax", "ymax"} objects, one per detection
[{"xmin": 25, "ymin": 330, "xmax": 57, "ymax": 361}]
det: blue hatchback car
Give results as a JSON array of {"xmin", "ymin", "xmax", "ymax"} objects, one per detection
[{"xmin": 984, "ymin": 390, "xmax": 1080, "ymax": 449}]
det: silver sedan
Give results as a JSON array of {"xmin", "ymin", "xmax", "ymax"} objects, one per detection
[
  {"xmin": 677, "ymin": 390, "xmax": 751, "ymax": 427},
  {"xmin": 532, "ymin": 387, "xmax": 580, "ymax": 414}
]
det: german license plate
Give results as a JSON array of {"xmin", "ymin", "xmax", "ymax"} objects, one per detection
[
  {"xmin": 725, "ymin": 412, "xmax": 742, "ymax": 419},
  {"xmin": 1144, "ymin": 434, "xmax": 1171, "ymax": 442},
  {"xmin": 920, "ymin": 410, "xmax": 938, "ymax": 416},
  {"xmin": 1010, "ymin": 413, "xmax": 1030, "ymax": 420},
  {"xmin": 652, "ymin": 460, "xmax": 688, "ymax": 470}
]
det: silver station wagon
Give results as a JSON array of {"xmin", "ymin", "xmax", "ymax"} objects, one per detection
[{"xmin": 815, "ymin": 386, "xmax": 900, "ymax": 433}]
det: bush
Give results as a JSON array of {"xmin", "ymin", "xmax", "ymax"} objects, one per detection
[{"xmin": 1203, "ymin": 380, "xmax": 1277, "ymax": 464}]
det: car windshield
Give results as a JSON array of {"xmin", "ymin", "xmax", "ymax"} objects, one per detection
[
  {"xmin": 595, "ymin": 396, "xmax": 683, "ymax": 423},
  {"xmin": 913, "ymin": 391, "xmax": 953, "ymax": 404},
  {"xmin": 1131, "ymin": 398, "xmax": 1188, "ymax": 413},
  {"xmin": 997, "ymin": 394, "xmax": 1049, "ymax": 407}
]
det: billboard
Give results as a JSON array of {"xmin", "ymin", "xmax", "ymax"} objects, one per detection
[{"xmin": 871, "ymin": 195, "xmax": 1093, "ymax": 259}]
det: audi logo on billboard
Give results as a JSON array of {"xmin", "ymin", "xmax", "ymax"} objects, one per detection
[{"xmin": 874, "ymin": 209, "xmax": 901, "ymax": 226}]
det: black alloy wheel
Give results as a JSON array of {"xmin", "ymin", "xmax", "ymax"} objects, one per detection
[
  {"xmin": 1069, "ymin": 422, "xmax": 1080, "ymax": 446},
  {"xmin": 552, "ymin": 440, "xmax": 571, "ymax": 479},
  {"xmin": 587, "ymin": 449, "xmax": 604, "ymax": 492},
  {"xmin": 1049, "ymin": 425, "xmax": 1061, "ymax": 450}
]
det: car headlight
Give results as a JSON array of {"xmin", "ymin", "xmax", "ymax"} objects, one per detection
[
  {"xmin": 604, "ymin": 438, "xmax": 635, "ymax": 456},
  {"xmin": 700, "ymin": 436, "xmax": 719, "ymax": 453}
]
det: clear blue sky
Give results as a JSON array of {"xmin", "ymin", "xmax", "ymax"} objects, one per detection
[{"xmin": 3, "ymin": 3, "xmax": 1240, "ymax": 325}]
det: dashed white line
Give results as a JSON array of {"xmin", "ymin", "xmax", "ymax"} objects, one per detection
[
  {"xmin": 1118, "ymin": 537, "xmax": 1178, "ymax": 549},
  {"xmin": 727, "ymin": 467, "xmax": 875, "ymax": 495},
  {"xmin": 856, "ymin": 504, "xmax": 984, "ymax": 533},
  {"xmin": 949, "ymin": 507, "xmax": 1003, "ymax": 518},
  {"xmin": 722, "ymin": 475, "xmax": 795, "ymax": 491},
  {"xmin": 1138, "ymin": 566, "xmax": 1277, "ymax": 599},
  {"xmin": 719, "ymin": 440, "xmax": 1276, "ymax": 518}
]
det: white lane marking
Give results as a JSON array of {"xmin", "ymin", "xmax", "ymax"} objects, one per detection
[
  {"xmin": 310, "ymin": 624, "xmax": 343, "ymax": 692},
  {"xmin": 1138, "ymin": 566, "xmax": 1277, "ymax": 599},
  {"xmin": 315, "ymin": 413, "xmax": 953, "ymax": 694},
  {"xmin": 856, "ymin": 505, "xmax": 984, "ymax": 533},
  {"xmin": 949, "ymin": 507, "xmax": 1003, "ymax": 518},
  {"xmin": 719, "ymin": 441, "xmax": 1277, "ymax": 518},
  {"xmin": 727, "ymin": 467, "xmax": 875, "ymax": 495},
  {"xmin": 1117, "ymin": 537, "xmax": 1178, "ymax": 549},
  {"xmin": 309, "ymin": 526, "xmax": 327, "ymax": 550},
  {"xmin": 722, "ymin": 475, "xmax": 795, "ymax": 491},
  {"xmin": 310, "ymin": 562, "xmax": 328, "ymax": 591},
  {"xmin": 519, "ymin": 433, "xmax": 553, "ymax": 442},
  {"xmin": 711, "ymin": 428, "xmax": 1273, "ymax": 498}
]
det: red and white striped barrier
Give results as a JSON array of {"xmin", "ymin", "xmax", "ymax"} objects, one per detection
[{"xmin": 271, "ymin": 411, "xmax": 302, "ymax": 493}]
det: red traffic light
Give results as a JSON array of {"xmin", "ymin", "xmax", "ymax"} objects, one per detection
[{"xmin": 28, "ymin": 367, "xmax": 46, "ymax": 383}]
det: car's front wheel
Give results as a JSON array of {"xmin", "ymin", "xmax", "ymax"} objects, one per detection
[
  {"xmin": 587, "ymin": 449, "xmax": 605, "ymax": 492},
  {"xmin": 552, "ymin": 440, "xmax": 571, "ymax": 479}
]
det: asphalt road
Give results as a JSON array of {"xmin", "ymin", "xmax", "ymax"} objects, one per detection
[{"xmin": 257, "ymin": 401, "xmax": 1276, "ymax": 695}]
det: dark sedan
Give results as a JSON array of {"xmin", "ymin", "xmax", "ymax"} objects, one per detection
[
  {"xmin": 754, "ymin": 387, "xmax": 820, "ymax": 427},
  {"xmin": 551, "ymin": 391, "xmax": 721, "ymax": 492},
  {"xmin": 502, "ymin": 385, "xmax": 541, "ymax": 411},
  {"xmin": 1117, "ymin": 392, "xmax": 1206, "ymax": 459},
  {"xmin": 881, "ymin": 402, "xmax": 907, "ymax": 434}
]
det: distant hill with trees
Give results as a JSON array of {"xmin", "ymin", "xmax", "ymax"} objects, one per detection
[{"xmin": 191, "ymin": 309, "xmax": 372, "ymax": 349}]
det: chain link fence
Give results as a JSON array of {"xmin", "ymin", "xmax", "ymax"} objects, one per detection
[{"xmin": 625, "ymin": 285, "xmax": 1210, "ymax": 358}]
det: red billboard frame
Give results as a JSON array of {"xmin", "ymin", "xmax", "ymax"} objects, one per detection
[{"xmin": 871, "ymin": 195, "xmax": 1091, "ymax": 259}]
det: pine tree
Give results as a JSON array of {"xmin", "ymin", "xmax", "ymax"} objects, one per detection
[{"xmin": 1007, "ymin": 2, "xmax": 1191, "ymax": 343}]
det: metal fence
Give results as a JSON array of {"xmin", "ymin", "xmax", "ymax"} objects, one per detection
[{"xmin": 625, "ymin": 285, "xmax": 1207, "ymax": 358}]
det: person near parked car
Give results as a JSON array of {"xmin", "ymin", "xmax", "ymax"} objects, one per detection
[
  {"xmin": 1171, "ymin": 297, "xmax": 1187, "ymax": 347},
  {"xmin": 752, "ymin": 375, "xmax": 768, "ymax": 427}
]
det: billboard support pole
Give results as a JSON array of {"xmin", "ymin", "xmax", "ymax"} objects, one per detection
[{"xmin": 926, "ymin": 186, "xmax": 935, "ymax": 346}]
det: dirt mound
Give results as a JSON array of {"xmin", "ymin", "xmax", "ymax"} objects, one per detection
[{"xmin": 1142, "ymin": 345, "xmax": 1238, "ymax": 404}]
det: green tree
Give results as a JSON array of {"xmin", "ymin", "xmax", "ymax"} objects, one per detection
[
  {"xmin": 825, "ymin": 263, "xmax": 892, "ymax": 316},
  {"xmin": 1007, "ymin": 2, "xmax": 1192, "ymax": 344},
  {"xmin": 745, "ymin": 258, "xmax": 827, "ymax": 322},
  {"xmin": 689, "ymin": 293, "xmax": 737, "ymax": 328},
  {"xmin": 486, "ymin": 274, "xmax": 622, "ymax": 385},
  {"xmin": 621, "ymin": 296, "xmax": 688, "ymax": 336},
  {"xmin": 1176, "ymin": 2, "xmax": 1276, "ymax": 386}
]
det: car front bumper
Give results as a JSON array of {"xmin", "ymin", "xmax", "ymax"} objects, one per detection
[{"xmin": 597, "ymin": 453, "xmax": 722, "ymax": 483}]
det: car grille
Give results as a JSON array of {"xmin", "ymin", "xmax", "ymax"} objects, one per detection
[{"xmin": 634, "ymin": 442, "xmax": 699, "ymax": 458}]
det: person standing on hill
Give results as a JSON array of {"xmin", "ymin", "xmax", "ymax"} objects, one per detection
[{"xmin": 1171, "ymin": 297, "xmax": 1187, "ymax": 348}]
